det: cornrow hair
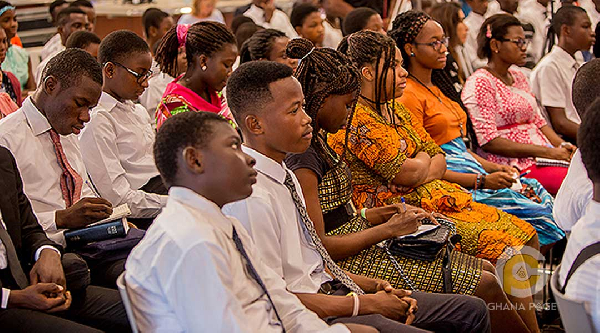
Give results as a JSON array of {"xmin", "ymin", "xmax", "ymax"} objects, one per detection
[
  {"xmin": 155, "ymin": 21, "xmax": 236, "ymax": 77},
  {"xmin": 338, "ymin": 30, "xmax": 397, "ymax": 125},
  {"xmin": 239, "ymin": 28, "xmax": 286, "ymax": 64},
  {"xmin": 287, "ymin": 37, "xmax": 360, "ymax": 159},
  {"xmin": 389, "ymin": 10, "xmax": 432, "ymax": 67}
]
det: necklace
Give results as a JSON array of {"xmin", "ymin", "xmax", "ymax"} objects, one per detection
[
  {"xmin": 484, "ymin": 66, "xmax": 513, "ymax": 86},
  {"xmin": 408, "ymin": 73, "xmax": 465, "ymax": 138}
]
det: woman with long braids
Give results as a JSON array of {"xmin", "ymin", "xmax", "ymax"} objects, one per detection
[
  {"xmin": 391, "ymin": 11, "xmax": 565, "ymax": 251},
  {"xmin": 284, "ymin": 34, "xmax": 500, "ymax": 298},
  {"xmin": 331, "ymin": 29, "xmax": 541, "ymax": 333},
  {"xmin": 238, "ymin": 28, "xmax": 298, "ymax": 71},
  {"xmin": 154, "ymin": 22, "xmax": 237, "ymax": 128}
]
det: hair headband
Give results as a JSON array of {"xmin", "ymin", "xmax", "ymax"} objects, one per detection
[
  {"xmin": 0, "ymin": 6, "xmax": 15, "ymax": 17},
  {"xmin": 302, "ymin": 47, "xmax": 315, "ymax": 60},
  {"xmin": 177, "ymin": 24, "xmax": 190, "ymax": 47}
]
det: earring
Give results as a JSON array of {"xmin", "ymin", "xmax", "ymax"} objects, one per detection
[
  {"xmin": 410, "ymin": 52, "xmax": 415, "ymax": 57},
  {"xmin": 201, "ymin": 65, "xmax": 207, "ymax": 71},
  {"xmin": 494, "ymin": 50, "xmax": 499, "ymax": 53}
]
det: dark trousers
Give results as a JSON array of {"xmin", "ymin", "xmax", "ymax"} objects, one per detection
[
  {"xmin": 128, "ymin": 175, "xmax": 167, "ymax": 230},
  {"xmin": 0, "ymin": 285, "xmax": 131, "ymax": 333},
  {"xmin": 326, "ymin": 292, "xmax": 491, "ymax": 333}
]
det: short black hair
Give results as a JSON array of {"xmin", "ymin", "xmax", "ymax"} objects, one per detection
[
  {"xmin": 154, "ymin": 111, "xmax": 228, "ymax": 187},
  {"xmin": 98, "ymin": 30, "xmax": 150, "ymax": 65},
  {"xmin": 290, "ymin": 3, "xmax": 319, "ymax": 28},
  {"xmin": 231, "ymin": 15, "xmax": 255, "ymax": 34},
  {"xmin": 42, "ymin": 48, "xmax": 102, "ymax": 89},
  {"xmin": 550, "ymin": 5, "xmax": 587, "ymax": 38},
  {"xmin": 49, "ymin": 0, "xmax": 67, "ymax": 16},
  {"xmin": 578, "ymin": 97, "xmax": 600, "ymax": 182},
  {"xmin": 70, "ymin": 0, "xmax": 93, "ymax": 8},
  {"xmin": 56, "ymin": 7, "xmax": 86, "ymax": 27},
  {"xmin": 573, "ymin": 59, "xmax": 600, "ymax": 118},
  {"xmin": 342, "ymin": 7, "xmax": 378, "ymax": 36},
  {"xmin": 142, "ymin": 8, "xmax": 169, "ymax": 37},
  {"xmin": 226, "ymin": 61, "xmax": 294, "ymax": 126},
  {"xmin": 65, "ymin": 30, "xmax": 101, "ymax": 49},
  {"xmin": 477, "ymin": 14, "xmax": 522, "ymax": 59},
  {"xmin": 239, "ymin": 28, "xmax": 285, "ymax": 63}
]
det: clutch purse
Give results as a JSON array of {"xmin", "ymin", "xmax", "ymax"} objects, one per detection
[{"xmin": 387, "ymin": 220, "xmax": 452, "ymax": 262}]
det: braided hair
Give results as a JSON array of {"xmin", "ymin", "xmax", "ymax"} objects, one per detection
[
  {"xmin": 156, "ymin": 21, "xmax": 235, "ymax": 77},
  {"xmin": 239, "ymin": 28, "xmax": 286, "ymax": 64},
  {"xmin": 338, "ymin": 30, "xmax": 398, "ymax": 124},
  {"xmin": 389, "ymin": 10, "xmax": 432, "ymax": 67},
  {"xmin": 287, "ymin": 38, "xmax": 360, "ymax": 159}
]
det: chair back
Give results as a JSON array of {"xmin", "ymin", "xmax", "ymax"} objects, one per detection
[
  {"xmin": 550, "ymin": 264, "xmax": 596, "ymax": 333},
  {"xmin": 117, "ymin": 272, "xmax": 139, "ymax": 333}
]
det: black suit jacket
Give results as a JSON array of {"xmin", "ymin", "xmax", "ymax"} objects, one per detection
[{"xmin": 0, "ymin": 146, "xmax": 62, "ymax": 294}]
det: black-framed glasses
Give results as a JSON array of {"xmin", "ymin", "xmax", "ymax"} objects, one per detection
[
  {"xmin": 111, "ymin": 62, "xmax": 153, "ymax": 83},
  {"xmin": 497, "ymin": 38, "xmax": 530, "ymax": 49},
  {"xmin": 414, "ymin": 37, "xmax": 449, "ymax": 51}
]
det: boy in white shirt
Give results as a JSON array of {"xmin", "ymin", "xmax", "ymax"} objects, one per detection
[
  {"xmin": 244, "ymin": 0, "xmax": 298, "ymax": 38},
  {"xmin": 80, "ymin": 31, "xmax": 168, "ymax": 223},
  {"xmin": 125, "ymin": 111, "xmax": 371, "ymax": 333}
]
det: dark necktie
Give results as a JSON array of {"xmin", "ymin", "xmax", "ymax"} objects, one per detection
[
  {"xmin": 49, "ymin": 129, "xmax": 82, "ymax": 208},
  {"xmin": 283, "ymin": 172, "xmax": 365, "ymax": 295},
  {"xmin": 0, "ymin": 221, "xmax": 28, "ymax": 289},
  {"xmin": 232, "ymin": 226, "xmax": 286, "ymax": 332}
]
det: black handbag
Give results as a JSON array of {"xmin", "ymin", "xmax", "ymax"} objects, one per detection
[{"xmin": 387, "ymin": 223, "xmax": 452, "ymax": 262}]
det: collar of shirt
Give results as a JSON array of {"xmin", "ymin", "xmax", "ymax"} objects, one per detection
[
  {"xmin": 551, "ymin": 45, "xmax": 580, "ymax": 70},
  {"xmin": 22, "ymin": 97, "xmax": 52, "ymax": 136},
  {"xmin": 168, "ymin": 186, "xmax": 233, "ymax": 238},
  {"xmin": 242, "ymin": 145, "xmax": 287, "ymax": 185},
  {"xmin": 97, "ymin": 91, "xmax": 136, "ymax": 113}
]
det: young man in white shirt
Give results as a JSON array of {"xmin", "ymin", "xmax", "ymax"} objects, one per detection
[
  {"xmin": 0, "ymin": 49, "xmax": 123, "ymax": 287},
  {"xmin": 553, "ymin": 59, "xmax": 598, "ymax": 232},
  {"xmin": 531, "ymin": 6, "xmax": 596, "ymax": 142},
  {"xmin": 35, "ymin": 7, "xmax": 89, "ymax": 85},
  {"xmin": 244, "ymin": 0, "xmax": 299, "ymax": 38},
  {"xmin": 41, "ymin": 0, "xmax": 70, "ymax": 61},
  {"xmin": 557, "ymin": 97, "xmax": 600, "ymax": 331},
  {"xmin": 223, "ymin": 61, "xmax": 491, "ymax": 333},
  {"xmin": 80, "ymin": 30, "xmax": 167, "ymax": 223},
  {"xmin": 125, "ymin": 111, "xmax": 372, "ymax": 333}
]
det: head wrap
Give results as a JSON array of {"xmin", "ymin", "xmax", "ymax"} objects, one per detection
[
  {"xmin": 0, "ymin": 5, "xmax": 15, "ymax": 17},
  {"xmin": 389, "ymin": 11, "xmax": 431, "ymax": 45},
  {"xmin": 177, "ymin": 24, "xmax": 190, "ymax": 47}
]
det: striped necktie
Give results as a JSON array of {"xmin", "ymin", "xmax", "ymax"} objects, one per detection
[{"xmin": 49, "ymin": 129, "xmax": 83, "ymax": 207}]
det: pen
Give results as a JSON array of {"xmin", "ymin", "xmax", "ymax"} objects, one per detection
[
  {"xmin": 401, "ymin": 197, "xmax": 407, "ymax": 213},
  {"xmin": 519, "ymin": 170, "xmax": 531, "ymax": 178},
  {"xmin": 85, "ymin": 175, "xmax": 102, "ymax": 198}
]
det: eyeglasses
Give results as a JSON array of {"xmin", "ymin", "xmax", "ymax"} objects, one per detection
[
  {"xmin": 414, "ymin": 37, "xmax": 450, "ymax": 51},
  {"xmin": 498, "ymin": 38, "xmax": 530, "ymax": 49},
  {"xmin": 111, "ymin": 62, "xmax": 153, "ymax": 83}
]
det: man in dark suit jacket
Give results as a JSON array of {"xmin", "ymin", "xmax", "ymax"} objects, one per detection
[{"xmin": 0, "ymin": 146, "xmax": 131, "ymax": 332}]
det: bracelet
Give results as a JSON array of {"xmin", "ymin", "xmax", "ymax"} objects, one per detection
[
  {"xmin": 480, "ymin": 174, "xmax": 487, "ymax": 189},
  {"xmin": 559, "ymin": 142, "xmax": 572, "ymax": 149},
  {"xmin": 360, "ymin": 208, "xmax": 367, "ymax": 219},
  {"xmin": 474, "ymin": 173, "xmax": 481, "ymax": 191},
  {"xmin": 348, "ymin": 292, "xmax": 360, "ymax": 317}
]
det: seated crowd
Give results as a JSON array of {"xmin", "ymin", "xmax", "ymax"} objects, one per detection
[{"xmin": 0, "ymin": 0, "xmax": 598, "ymax": 331}]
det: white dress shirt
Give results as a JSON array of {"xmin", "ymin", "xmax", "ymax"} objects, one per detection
[
  {"xmin": 463, "ymin": 11, "xmax": 487, "ymax": 71},
  {"xmin": 557, "ymin": 200, "xmax": 600, "ymax": 331},
  {"xmin": 322, "ymin": 19, "xmax": 343, "ymax": 49},
  {"xmin": 125, "ymin": 187, "xmax": 348, "ymax": 333},
  {"xmin": 0, "ymin": 210, "xmax": 60, "ymax": 308},
  {"xmin": 531, "ymin": 45, "xmax": 581, "ymax": 125},
  {"xmin": 553, "ymin": 150, "xmax": 593, "ymax": 232},
  {"xmin": 0, "ymin": 97, "xmax": 95, "ymax": 246},
  {"xmin": 80, "ymin": 92, "xmax": 167, "ymax": 218},
  {"xmin": 243, "ymin": 5, "xmax": 298, "ymax": 39},
  {"xmin": 40, "ymin": 33, "xmax": 64, "ymax": 61},
  {"xmin": 223, "ymin": 146, "xmax": 332, "ymax": 294}
]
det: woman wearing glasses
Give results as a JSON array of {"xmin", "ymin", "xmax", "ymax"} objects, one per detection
[
  {"xmin": 462, "ymin": 14, "xmax": 574, "ymax": 195},
  {"xmin": 391, "ymin": 11, "xmax": 565, "ymax": 252},
  {"xmin": 154, "ymin": 22, "xmax": 237, "ymax": 128}
]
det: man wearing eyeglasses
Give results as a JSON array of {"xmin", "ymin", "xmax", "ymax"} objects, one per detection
[{"xmin": 79, "ymin": 30, "xmax": 168, "ymax": 231}]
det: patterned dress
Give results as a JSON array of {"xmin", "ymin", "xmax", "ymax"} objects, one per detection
[
  {"xmin": 286, "ymin": 136, "xmax": 483, "ymax": 294},
  {"xmin": 155, "ymin": 76, "xmax": 234, "ymax": 129},
  {"xmin": 328, "ymin": 101, "xmax": 537, "ymax": 263}
]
